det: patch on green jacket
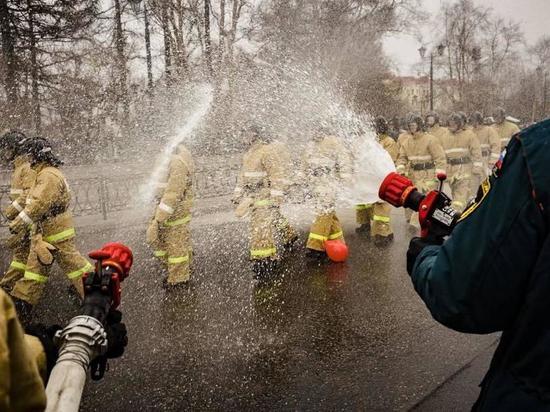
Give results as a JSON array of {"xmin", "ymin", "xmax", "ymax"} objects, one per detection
[{"xmin": 459, "ymin": 178, "xmax": 491, "ymax": 221}]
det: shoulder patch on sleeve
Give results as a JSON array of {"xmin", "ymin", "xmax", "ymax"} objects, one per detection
[
  {"xmin": 459, "ymin": 178, "xmax": 492, "ymax": 222},
  {"xmin": 492, "ymin": 148, "xmax": 507, "ymax": 178}
]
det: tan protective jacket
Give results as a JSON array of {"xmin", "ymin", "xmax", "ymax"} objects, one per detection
[
  {"xmin": 379, "ymin": 134, "xmax": 398, "ymax": 162},
  {"xmin": 11, "ymin": 162, "xmax": 75, "ymax": 243},
  {"xmin": 427, "ymin": 125, "xmax": 449, "ymax": 142},
  {"xmin": 304, "ymin": 135, "xmax": 352, "ymax": 181},
  {"xmin": 396, "ymin": 132, "xmax": 446, "ymax": 175},
  {"xmin": 494, "ymin": 120, "xmax": 520, "ymax": 150},
  {"xmin": 0, "ymin": 290, "xmax": 47, "ymax": 411},
  {"xmin": 234, "ymin": 141, "xmax": 289, "ymax": 204},
  {"xmin": 4, "ymin": 156, "xmax": 36, "ymax": 221},
  {"xmin": 473, "ymin": 125, "xmax": 500, "ymax": 164},
  {"xmin": 154, "ymin": 144, "xmax": 194, "ymax": 224},
  {"xmin": 439, "ymin": 128, "xmax": 483, "ymax": 176}
]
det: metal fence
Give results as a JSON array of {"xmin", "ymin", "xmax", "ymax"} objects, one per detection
[{"xmin": 0, "ymin": 159, "xmax": 240, "ymax": 227}]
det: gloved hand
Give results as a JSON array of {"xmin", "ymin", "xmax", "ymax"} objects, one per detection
[
  {"xmin": 146, "ymin": 219, "xmax": 159, "ymax": 245},
  {"xmin": 104, "ymin": 309, "xmax": 128, "ymax": 359},
  {"xmin": 32, "ymin": 234, "xmax": 56, "ymax": 265},
  {"xmin": 25, "ymin": 323, "xmax": 62, "ymax": 377},
  {"xmin": 407, "ymin": 236, "xmax": 443, "ymax": 275}
]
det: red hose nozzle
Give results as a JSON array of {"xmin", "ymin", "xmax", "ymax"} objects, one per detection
[
  {"xmin": 88, "ymin": 242, "xmax": 133, "ymax": 281},
  {"xmin": 379, "ymin": 172, "xmax": 417, "ymax": 207}
]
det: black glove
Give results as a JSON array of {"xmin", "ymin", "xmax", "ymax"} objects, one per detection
[
  {"xmin": 407, "ymin": 236, "xmax": 443, "ymax": 275},
  {"xmin": 104, "ymin": 309, "xmax": 128, "ymax": 359},
  {"xmin": 25, "ymin": 323, "xmax": 62, "ymax": 378}
]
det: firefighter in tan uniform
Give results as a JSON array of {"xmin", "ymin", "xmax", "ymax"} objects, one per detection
[
  {"xmin": 426, "ymin": 112, "xmax": 449, "ymax": 142},
  {"xmin": 439, "ymin": 113, "xmax": 483, "ymax": 211},
  {"xmin": 0, "ymin": 132, "xmax": 36, "ymax": 292},
  {"xmin": 356, "ymin": 117, "xmax": 398, "ymax": 246},
  {"xmin": 396, "ymin": 114, "xmax": 446, "ymax": 229},
  {"xmin": 147, "ymin": 143, "xmax": 194, "ymax": 288},
  {"xmin": 304, "ymin": 129, "xmax": 352, "ymax": 259},
  {"xmin": 0, "ymin": 289, "xmax": 47, "ymax": 410},
  {"xmin": 493, "ymin": 107, "xmax": 520, "ymax": 150},
  {"xmin": 232, "ymin": 125, "xmax": 297, "ymax": 278},
  {"xmin": 471, "ymin": 111, "xmax": 500, "ymax": 190},
  {"xmin": 8, "ymin": 138, "xmax": 90, "ymax": 323}
]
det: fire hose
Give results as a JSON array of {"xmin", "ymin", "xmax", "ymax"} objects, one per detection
[
  {"xmin": 45, "ymin": 242, "xmax": 133, "ymax": 412},
  {"xmin": 378, "ymin": 172, "xmax": 460, "ymax": 240}
]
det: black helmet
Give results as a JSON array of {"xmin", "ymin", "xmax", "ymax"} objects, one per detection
[
  {"xmin": 0, "ymin": 131, "xmax": 29, "ymax": 158},
  {"xmin": 407, "ymin": 113, "xmax": 425, "ymax": 132},
  {"xmin": 448, "ymin": 113, "xmax": 464, "ymax": 131},
  {"xmin": 24, "ymin": 137, "xmax": 63, "ymax": 166},
  {"xmin": 494, "ymin": 107, "xmax": 506, "ymax": 122},
  {"xmin": 457, "ymin": 111, "xmax": 468, "ymax": 125},
  {"xmin": 425, "ymin": 111, "xmax": 440, "ymax": 125},
  {"xmin": 374, "ymin": 116, "xmax": 389, "ymax": 135},
  {"xmin": 471, "ymin": 111, "xmax": 484, "ymax": 125}
]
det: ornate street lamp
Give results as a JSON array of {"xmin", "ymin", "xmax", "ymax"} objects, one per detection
[{"xmin": 418, "ymin": 43, "xmax": 446, "ymax": 111}]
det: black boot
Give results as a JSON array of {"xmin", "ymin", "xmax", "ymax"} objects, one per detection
[
  {"xmin": 305, "ymin": 249, "xmax": 328, "ymax": 262},
  {"xmin": 355, "ymin": 223, "xmax": 371, "ymax": 235},
  {"xmin": 163, "ymin": 278, "xmax": 192, "ymax": 292},
  {"xmin": 374, "ymin": 233, "xmax": 394, "ymax": 247},
  {"xmin": 12, "ymin": 297, "xmax": 33, "ymax": 328},
  {"xmin": 283, "ymin": 234, "xmax": 300, "ymax": 252},
  {"xmin": 252, "ymin": 259, "xmax": 277, "ymax": 281}
]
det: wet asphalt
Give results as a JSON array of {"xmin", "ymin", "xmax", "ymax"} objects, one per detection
[{"xmin": 11, "ymin": 210, "xmax": 498, "ymax": 411}]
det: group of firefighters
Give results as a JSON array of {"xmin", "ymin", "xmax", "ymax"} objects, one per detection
[
  {"xmin": 145, "ymin": 107, "xmax": 521, "ymax": 283},
  {"xmin": 0, "ymin": 105, "xmax": 521, "ymax": 308}
]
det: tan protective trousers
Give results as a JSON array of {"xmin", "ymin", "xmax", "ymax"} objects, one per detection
[
  {"xmin": 307, "ymin": 212, "xmax": 345, "ymax": 251},
  {"xmin": 10, "ymin": 236, "xmax": 90, "ymax": 306},
  {"xmin": 356, "ymin": 203, "xmax": 393, "ymax": 237},
  {"xmin": 447, "ymin": 163, "xmax": 474, "ymax": 212},
  {"xmin": 249, "ymin": 201, "xmax": 297, "ymax": 261},
  {"xmin": 153, "ymin": 217, "xmax": 192, "ymax": 285},
  {"xmin": 0, "ymin": 232, "xmax": 31, "ymax": 291}
]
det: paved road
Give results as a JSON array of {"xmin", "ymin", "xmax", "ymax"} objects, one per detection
[{"xmin": 9, "ymin": 208, "xmax": 497, "ymax": 411}]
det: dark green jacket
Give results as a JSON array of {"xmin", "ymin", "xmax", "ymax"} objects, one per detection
[{"xmin": 412, "ymin": 119, "xmax": 550, "ymax": 410}]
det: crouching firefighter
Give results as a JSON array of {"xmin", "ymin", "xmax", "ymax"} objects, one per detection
[
  {"xmin": 0, "ymin": 131, "xmax": 36, "ymax": 292},
  {"xmin": 8, "ymin": 137, "xmax": 91, "ymax": 325},
  {"xmin": 147, "ymin": 143, "xmax": 195, "ymax": 289},
  {"xmin": 233, "ymin": 124, "xmax": 298, "ymax": 279},
  {"xmin": 304, "ymin": 128, "xmax": 352, "ymax": 260}
]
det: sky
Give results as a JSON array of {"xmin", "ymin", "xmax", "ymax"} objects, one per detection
[{"xmin": 383, "ymin": 0, "xmax": 550, "ymax": 76}]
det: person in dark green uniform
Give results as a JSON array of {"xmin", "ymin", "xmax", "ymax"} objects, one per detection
[{"xmin": 407, "ymin": 119, "xmax": 550, "ymax": 410}]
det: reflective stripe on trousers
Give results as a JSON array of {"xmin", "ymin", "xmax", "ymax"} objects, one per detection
[
  {"xmin": 373, "ymin": 215, "xmax": 390, "ymax": 223},
  {"xmin": 24, "ymin": 271, "xmax": 48, "ymax": 283},
  {"xmin": 154, "ymin": 250, "xmax": 167, "ymax": 258},
  {"xmin": 44, "ymin": 228, "xmax": 76, "ymax": 243},
  {"xmin": 254, "ymin": 199, "xmax": 271, "ymax": 207},
  {"xmin": 355, "ymin": 204, "xmax": 373, "ymax": 210},
  {"xmin": 308, "ymin": 231, "xmax": 343, "ymax": 241},
  {"xmin": 167, "ymin": 255, "xmax": 190, "ymax": 264},
  {"xmin": 250, "ymin": 248, "xmax": 277, "ymax": 258},
  {"xmin": 67, "ymin": 262, "xmax": 93, "ymax": 279},
  {"xmin": 9, "ymin": 260, "xmax": 26, "ymax": 271},
  {"xmin": 164, "ymin": 215, "xmax": 191, "ymax": 227}
]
